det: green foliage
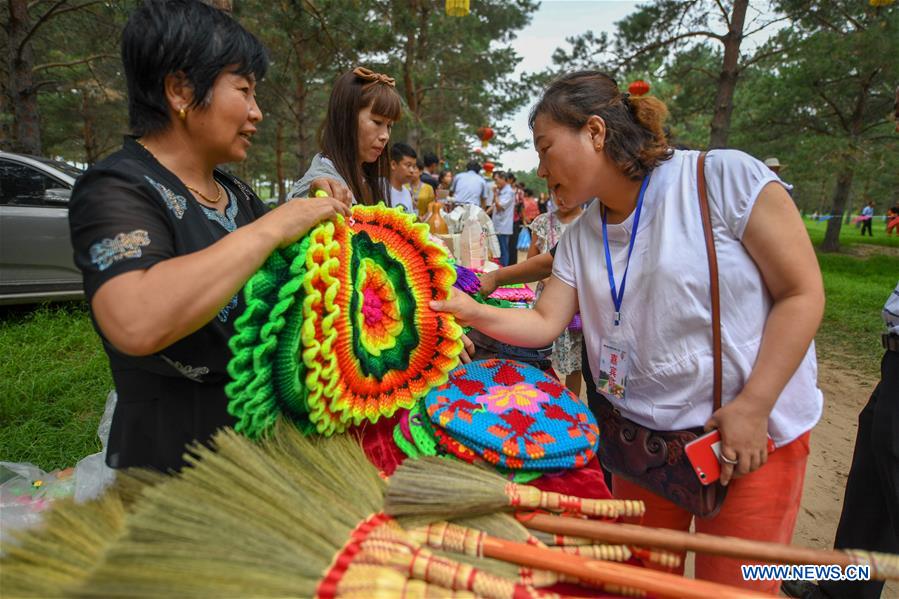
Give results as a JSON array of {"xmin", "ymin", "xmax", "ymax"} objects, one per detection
[
  {"xmin": 0, "ymin": 304, "xmax": 112, "ymax": 470},
  {"xmin": 7, "ymin": 0, "xmax": 539, "ymax": 200},
  {"xmin": 512, "ymin": 168, "xmax": 547, "ymax": 195},
  {"xmin": 814, "ymin": 251, "xmax": 897, "ymax": 377},
  {"xmin": 729, "ymin": 1, "xmax": 899, "ymax": 243}
]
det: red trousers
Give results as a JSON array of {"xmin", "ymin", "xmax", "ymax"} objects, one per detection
[{"xmin": 612, "ymin": 431, "xmax": 811, "ymax": 595}]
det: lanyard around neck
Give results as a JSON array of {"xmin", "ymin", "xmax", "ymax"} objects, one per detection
[{"xmin": 601, "ymin": 174, "xmax": 651, "ymax": 326}]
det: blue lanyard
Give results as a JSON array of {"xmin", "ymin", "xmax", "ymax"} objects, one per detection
[{"xmin": 601, "ymin": 174, "xmax": 650, "ymax": 326}]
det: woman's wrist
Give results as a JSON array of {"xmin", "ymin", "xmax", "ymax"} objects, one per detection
[{"xmin": 730, "ymin": 384, "xmax": 777, "ymax": 418}]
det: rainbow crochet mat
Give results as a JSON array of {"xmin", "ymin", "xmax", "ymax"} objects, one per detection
[
  {"xmin": 227, "ymin": 204, "xmax": 464, "ymax": 437},
  {"xmin": 392, "ymin": 402, "xmax": 542, "ymax": 484},
  {"xmin": 424, "ymin": 359, "xmax": 600, "ymax": 470}
]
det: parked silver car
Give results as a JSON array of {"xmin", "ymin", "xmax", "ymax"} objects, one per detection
[{"xmin": 0, "ymin": 151, "xmax": 84, "ymax": 305}]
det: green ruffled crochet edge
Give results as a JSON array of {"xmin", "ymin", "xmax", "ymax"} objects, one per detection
[{"xmin": 226, "ymin": 237, "xmax": 312, "ymax": 438}]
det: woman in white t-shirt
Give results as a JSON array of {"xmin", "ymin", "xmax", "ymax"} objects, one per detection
[{"xmin": 433, "ymin": 71, "xmax": 824, "ymax": 594}]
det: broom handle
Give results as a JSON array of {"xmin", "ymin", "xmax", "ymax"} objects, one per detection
[
  {"xmin": 481, "ymin": 535, "xmax": 769, "ymax": 599},
  {"xmin": 521, "ymin": 513, "xmax": 870, "ymax": 572}
]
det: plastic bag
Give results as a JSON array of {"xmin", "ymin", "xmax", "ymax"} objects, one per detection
[
  {"xmin": 0, "ymin": 390, "xmax": 118, "ymax": 545},
  {"xmin": 74, "ymin": 390, "xmax": 118, "ymax": 503},
  {"xmin": 517, "ymin": 227, "xmax": 531, "ymax": 251},
  {"xmin": 0, "ymin": 463, "xmax": 76, "ymax": 544}
]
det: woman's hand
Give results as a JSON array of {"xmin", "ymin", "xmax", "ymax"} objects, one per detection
[
  {"xmin": 478, "ymin": 270, "xmax": 499, "ymax": 296},
  {"xmin": 430, "ymin": 288, "xmax": 483, "ymax": 329},
  {"xmin": 704, "ymin": 394, "xmax": 771, "ymax": 486},
  {"xmin": 264, "ymin": 196, "xmax": 350, "ymax": 248},
  {"xmin": 459, "ymin": 333, "xmax": 475, "ymax": 364},
  {"xmin": 309, "ymin": 177, "xmax": 352, "ymax": 209}
]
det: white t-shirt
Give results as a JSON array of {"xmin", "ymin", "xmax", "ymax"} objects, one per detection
[
  {"xmin": 492, "ymin": 185, "xmax": 515, "ymax": 234},
  {"xmin": 552, "ymin": 149, "xmax": 822, "ymax": 446},
  {"xmin": 389, "ymin": 183, "xmax": 414, "ymax": 213}
]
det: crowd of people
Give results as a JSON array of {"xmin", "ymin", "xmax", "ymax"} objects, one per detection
[{"xmin": 64, "ymin": 1, "xmax": 895, "ymax": 596}]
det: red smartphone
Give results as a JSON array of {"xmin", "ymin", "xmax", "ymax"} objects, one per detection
[{"xmin": 684, "ymin": 430, "xmax": 776, "ymax": 486}]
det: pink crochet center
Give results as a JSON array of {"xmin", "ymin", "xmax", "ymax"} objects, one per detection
[{"xmin": 362, "ymin": 287, "xmax": 384, "ymax": 325}]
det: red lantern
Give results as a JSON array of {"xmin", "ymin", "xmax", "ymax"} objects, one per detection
[
  {"xmin": 477, "ymin": 126, "xmax": 495, "ymax": 148},
  {"xmin": 483, "ymin": 161, "xmax": 495, "ymax": 174},
  {"xmin": 628, "ymin": 80, "xmax": 650, "ymax": 97}
]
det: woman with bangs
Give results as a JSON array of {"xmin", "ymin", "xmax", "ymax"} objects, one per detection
[
  {"xmin": 68, "ymin": 0, "xmax": 350, "ymax": 472},
  {"xmin": 290, "ymin": 67, "xmax": 404, "ymax": 205}
]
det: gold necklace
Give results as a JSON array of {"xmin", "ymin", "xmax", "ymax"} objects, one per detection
[
  {"xmin": 185, "ymin": 182, "xmax": 223, "ymax": 204},
  {"xmin": 136, "ymin": 137, "xmax": 222, "ymax": 204}
]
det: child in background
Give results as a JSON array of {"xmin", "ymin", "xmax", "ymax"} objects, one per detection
[
  {"xmin": 527, "ymin": 194, "xmax": 584, "ymax": 394},
  {"xmin": 387, "ymin": 142, "xmax": 417, "ymax": 213}
]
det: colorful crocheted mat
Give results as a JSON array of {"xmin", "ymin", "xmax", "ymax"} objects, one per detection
[
  {"xmin": 424, "ymin": 359, "xmax": 599, "ymax": 470},
  {"xmin": 392, "ymin": 402, "xmax": 542, "ymax": 484},
  {"xmin": 227, "ymin": 204, "xmax": 463, "ymax": 438},
  {"xmin": 488, "ymin": 284, "xmax": 535, "ymax": 302}
]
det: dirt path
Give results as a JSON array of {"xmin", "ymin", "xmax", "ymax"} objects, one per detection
[{"xmin": 791, "ymin": 357, "xmax": 896, "ymax": 596}]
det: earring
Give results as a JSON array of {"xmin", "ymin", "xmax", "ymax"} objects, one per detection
[{"xmin": 178, "ymin": 107, "xmax": 187, "ymax": 120}]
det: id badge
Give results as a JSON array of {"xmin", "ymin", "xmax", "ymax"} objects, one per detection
[{"xmin": 597, "ymin": 340, "xmax": 630, "ymax": 401}]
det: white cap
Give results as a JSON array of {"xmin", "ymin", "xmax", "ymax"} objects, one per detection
[{"xmin": 763, "ymin": 157, "xmax": 782, "ymax": 168}]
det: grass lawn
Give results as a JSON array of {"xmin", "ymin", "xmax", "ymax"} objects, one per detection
[
  {"xmin": 804, "ymin": 217, "xmax": 899, "ymax": 249},
  {"xmin": 1, "ymin": 220, "xmax": 896, "ymax": 470},
  {"xmin": 0, "ymin": 303, "xmax": 112, "ymax": 471}
]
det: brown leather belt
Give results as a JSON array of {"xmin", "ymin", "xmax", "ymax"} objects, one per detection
[{"xmin": 883, "ymin": 333, "xmax": 899, "ymax": 352}]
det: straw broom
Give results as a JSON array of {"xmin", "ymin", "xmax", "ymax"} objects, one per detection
[
  {"xmin": 3, "ymin": 425, "xmax": 770, "ymax": 597},
  {"xmin": 519, "ymin": 512, "xmax": 899, "ymax": 581},
  {"xmin": 3, "ymin": 426, "xmax": 534, "ymax": 599},
  {"xmin": 384, "ymin": 461, "xmax": 772, "ymax": 598},
  {"xmin": 385, "ymin": 456, "xmax": 644, "ymax": 519},
  {"xmin": 525, "ymin": 528, "xmax": 681, "ymax": 568},
  {"xmin": 387, "ymin": 454, "xmax": 897, "ymax": 582},
  {"xmin": 0, "ymin": 469, "xmax": 166, "ymax": 598},
  {"xmin": 407, "ymin": 519, "xmax": 650, "ymax": 595},
  {"xmin": 66, "ymin": 426, "xmax": 549, "ymax": 598}
]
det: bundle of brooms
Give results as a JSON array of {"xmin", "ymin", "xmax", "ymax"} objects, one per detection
[
  {"xmin": 1, "ymin": 421, "xmax": 777, "ymax": 599},
  {"xmin": 385, "ymin": 456, "xmax": 899, "ymax": 585}
]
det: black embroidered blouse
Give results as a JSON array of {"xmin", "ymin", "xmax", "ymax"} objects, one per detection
[{"xmin": 69, "ymin": 137, "xmax": 269, "ymax": 471}]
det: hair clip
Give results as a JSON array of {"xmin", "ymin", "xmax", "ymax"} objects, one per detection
[{"xmin": 353, "ymin": 66, "xmax": 396, "ymax": 88}]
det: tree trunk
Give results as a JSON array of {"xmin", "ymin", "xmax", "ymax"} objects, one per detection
[
  {"xmin": 0, "ymin": 35, "xmax": 10, "ymax": 147},
  {"xmin": 81, "ymin": 91, "xmax": 100, "ymax": 165},
  {"xmin": 275, "ymin": 121, "xmax": 286, "ymax": 204},
  {"xmin": 822, "ymin": 167, "xmax": 854, "ymax": 252},
  {"xmin": 294, "ymin": 74, "xmax": 310, "ymax": 176},
  {"xmin": 821, "ymin": 72, "xmax": 874, "ymax": 252},
  {"xmin": 8, "ymin": 0, "xmax": 41, "ymax": 155},
  {"xmin": 707, "ymin": 0, "xmax": 748, "ymax": 149}
]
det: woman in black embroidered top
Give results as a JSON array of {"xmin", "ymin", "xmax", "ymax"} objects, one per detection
[{"xmin": 68, "ymin": 0, "xmax": 349, "ymax": 472}]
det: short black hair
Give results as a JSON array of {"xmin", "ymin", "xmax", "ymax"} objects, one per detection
[
  {"xmin": 122, "ymin": 0, "xmax": 268, "ymax": 137},
  {"xmin": 390, "ymin": 142, "xmax": 417, "ymax": 162},
  {"xmin": 423, "ymin": 152, "xmax": 439, "ymax": 167},
  {"xmin": 466, "ymin": 160, "xmax": 481, "ymax": 173}
]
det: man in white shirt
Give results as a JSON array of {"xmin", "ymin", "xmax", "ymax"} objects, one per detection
[
  {"xmin": 450, "ymin": 161, "xmax": 489, "ymax": 207},
  {"xmin": 491, "ymin": 171, "xmax": 515, "ymax": 266},
  {"xmin": 388, "ymin": 142, "xmax": 416, "ymax": 213}
]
